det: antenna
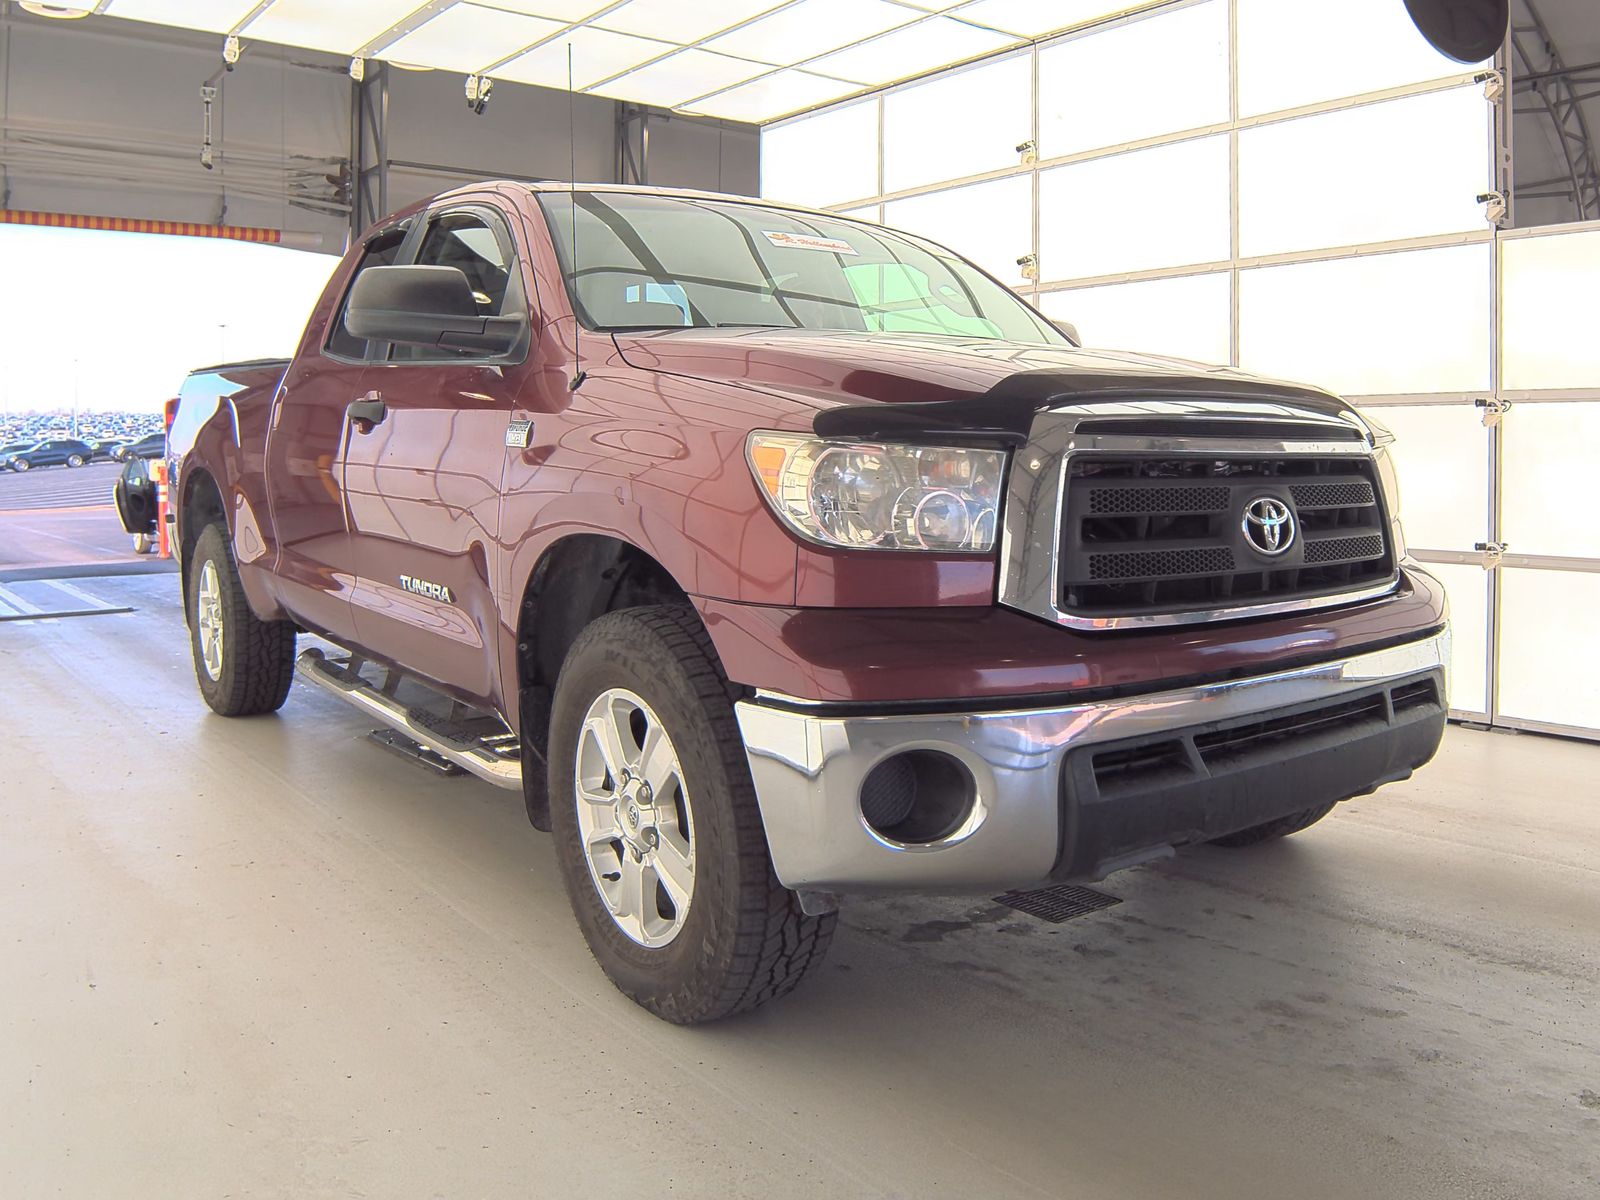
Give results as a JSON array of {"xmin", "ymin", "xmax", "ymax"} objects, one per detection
[{"xmin": 567, "ymin": 43, "xmax": 586, "ymax": 392}]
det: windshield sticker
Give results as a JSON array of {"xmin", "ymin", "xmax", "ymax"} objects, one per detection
[{"xmin": 762, "ymin": 230, "xmax": 858, "ymax": 256}]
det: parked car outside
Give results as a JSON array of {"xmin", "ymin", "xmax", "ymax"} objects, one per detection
[
  {"xmin": 117, "ymin": 433, "xmax": 167, "ymax": 461},
  {"xmin": 89, "ymin": 437, "xmax": 132, "ymax": 461},
  {"xmin": 5, "ymin": 439, "xmax": 95, "ymax": 471}
]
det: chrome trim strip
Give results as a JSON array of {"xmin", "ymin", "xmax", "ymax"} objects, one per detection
[
  {"xmin": 735, "ymin": 628, "xmax": 1449, "ymax": 893},
  {"xmin": 998, "ymin": 401, "xmax": 1395, "ymax": 631}
]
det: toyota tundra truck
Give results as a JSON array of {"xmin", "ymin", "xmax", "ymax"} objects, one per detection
[{"xmin": 168, "ymin": 181, "xmax": 1449, "ymax": 1023}]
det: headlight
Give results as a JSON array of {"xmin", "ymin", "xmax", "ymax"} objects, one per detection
[{"xmin": 747, "ymin": 432, "xmax": 1006, "ymax": 553}]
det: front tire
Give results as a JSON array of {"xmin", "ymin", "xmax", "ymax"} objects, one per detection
[
  {"xmin": 1209, "ymin": 802, "xmax": 1337, "ymax": 847},
  {"xmin": 187, "ymin": 523, "xmax": 296, "ymax": 716},
  {"xmin": 548, "ymin": 606, "xmax": 836, "ymax": 1023},
  {"xmin": 12, "ymin": 459, "xmax": 29, "ymax": 472},
  {"xmin": 66, "ymin": 454, "xmax": 85, "ymax": 467}
]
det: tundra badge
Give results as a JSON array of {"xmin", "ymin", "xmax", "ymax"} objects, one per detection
[{"xmin": 399, "ymin": 575, "xmax": 454, "ymax": 604}]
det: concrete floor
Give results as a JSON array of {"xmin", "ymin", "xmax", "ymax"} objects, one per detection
[{"xmin": 1, "ymin": 574, "xmax": 1595, "ymax": 1200}]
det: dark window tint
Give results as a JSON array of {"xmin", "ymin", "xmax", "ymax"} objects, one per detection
[
  {"xmin": 326, "ymin": 227, "xmax": 407, "ymax": 360},
  {"xmin": 392, "ymin": 210, "xmax": 525, "ymax": 362}
]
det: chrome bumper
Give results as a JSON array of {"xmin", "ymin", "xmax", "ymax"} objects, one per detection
[{"xmin": 734, "ymin": 628, "xmax": 1449, "ymax": 893}]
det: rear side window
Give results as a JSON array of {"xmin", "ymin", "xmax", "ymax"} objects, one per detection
[
  {"xmin": 391, "ymin": 209, "xmax": 527, "ymax": 362},
  {"xmin": 326, "ymin": 227, "xmax": 407, "ymax": 360}
]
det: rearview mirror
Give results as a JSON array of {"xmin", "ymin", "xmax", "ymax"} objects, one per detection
[{"xmin": 345, "ymin": 264, "xmax": 525, "ymax": 356}]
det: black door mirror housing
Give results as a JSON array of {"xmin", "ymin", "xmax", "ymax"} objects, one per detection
[{"xmin": 345, "ymin": 264, "xmax": 525, "ymax": 356}]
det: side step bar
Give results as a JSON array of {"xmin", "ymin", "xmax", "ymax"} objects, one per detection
[{"xmin": 295, "ymin": 648, "xmax": 522, "ymax": 791}]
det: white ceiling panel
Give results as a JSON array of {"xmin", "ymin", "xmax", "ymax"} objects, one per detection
[
  {"xmin": 378, "ymin": 3, "xmax": 566, "ymax": 73},
  {"xmin": 594, "ymin": 0, "xmax": 788, "ymax": 43},
  {"xmin": 498, "ymin": 27, "xmax": 673, "ymax": 89},
  {"xmin": 475, "ymin": 0, "xmax": 612, "ymax": 19},
  {"xmin": 244, "ymin": 0, "xmax": 425, "ymax": 55},
  {"xmin": 587, "ymin": 47, "xmax": 772, "ymax": 107},
  {"xmin": 101, "ymin": 0, "xmax": 263, "ymax": 35},
  {"xmin": 705, "ymin": 0, "xmax": 919, "ymax": 65},
  {"xmin": 681, "ymin": 67, "xmax": 862, "ymax": 122},
  {"xmin": 808, "ymin": 16, "xmax": 1017, "ymax": 86},
  {"xmin": 955, "ymin": 0, "xmax": 1144, "ymax": 38}
]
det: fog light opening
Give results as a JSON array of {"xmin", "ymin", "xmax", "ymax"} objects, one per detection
[{"xmin": 859, "ymin": 750, "xmax": 977, "ymax": 845}]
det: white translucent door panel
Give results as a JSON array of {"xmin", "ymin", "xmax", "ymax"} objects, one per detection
[
  {"xmin": 1236, "ymin": 0, "xmax": 1473, "ymax": 117},
  {"xmin": 884, "ymin": 175, "xmax": 1032, "ymax": 284},
  {"xmin": 1038, "ymin": 135, "xmax": 1230, "ymax": 282},
  {"xmin": 1501, "ymin": 229, "xmax": 1600, "ymax": 391},
  {"xmin": 1038, "ymin": 1, "xmax": 1228, "ymax": 159},
  {"xmin": 1040, "ymin": 273, "xmax": 1231, "ymax": 365},
  {"xmin": 1358, "ymin": 405, "xmax": 1487, "ymax": 551},
  {"xmin": 761, "ymin": 100, "xmax": 879, "ymax": 209},
  {"xmin": 1501, "ymin": 403, "xmax": 1600, "ymax": 560},
  {"xmin": 882, "ymin": 53, "xmax": 1030, "ymax": 193},
  {"xmin": 1420, "ymin": 562, "xmax": 1489, "ymax": 715},
  {"xmin": 1238, "ymin": 244, "xmax": 1491, "ymax": 396},
  {"xmin": 1238, "ymin": 87, "xmax": 1489, "ymax": 257},
  {"xmin": 1497, "ymin": 569, "xmax": 1600, "ymax": 731}
]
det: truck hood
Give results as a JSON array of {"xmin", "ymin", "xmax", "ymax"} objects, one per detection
[{"xmin": 611, "ymin": 328, "xmax": 1356, "ymax": 443}]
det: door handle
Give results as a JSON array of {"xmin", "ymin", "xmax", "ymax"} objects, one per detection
[{"xmin": 347, "ymin": 391, "xmax": 386, "ymax": 432}]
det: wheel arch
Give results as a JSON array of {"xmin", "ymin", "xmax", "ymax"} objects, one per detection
[{"xmin": 512, "ymin": 532, "xmax": 708, "ymax": 830}]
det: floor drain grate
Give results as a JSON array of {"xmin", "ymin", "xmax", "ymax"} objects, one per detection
[{"xmin": 993, "ymin": 884, "xmax": 1121, "ymax": 924}]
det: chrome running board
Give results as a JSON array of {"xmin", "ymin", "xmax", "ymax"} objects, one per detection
[{"xmin": 295, "ymin": 647, "xmax": 522, "ymax": 790}]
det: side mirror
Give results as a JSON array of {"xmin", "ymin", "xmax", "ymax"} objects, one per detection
[
  {"xmin": 1054, "ymin": 320, "xmax": 1081, "ymax": 347},
  {"xmin": 345, "ymin": 264, "xmax": 525, "ymax": 356}
]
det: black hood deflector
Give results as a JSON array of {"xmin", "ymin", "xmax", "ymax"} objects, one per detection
[{"xmin": 810, "ymin": 369, "xmax": 1355, "ymax": 447}]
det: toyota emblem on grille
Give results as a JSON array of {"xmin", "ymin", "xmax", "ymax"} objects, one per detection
[{"xmin": 1241, "ymin": 496, "xmax": 1296, "ymax": 556}]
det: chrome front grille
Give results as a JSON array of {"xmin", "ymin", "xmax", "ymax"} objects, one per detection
[{"xmin": 996, "ymin": 401, "xmax": 1403, "ymax": 631}]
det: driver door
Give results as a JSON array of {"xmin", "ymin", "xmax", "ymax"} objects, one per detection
[{"xmin": 342, "ymin": 201, "xmax": 532, "ymax": 707}]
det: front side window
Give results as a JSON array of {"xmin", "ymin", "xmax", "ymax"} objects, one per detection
[
  {"xmin": 537, "ymin": 191, "xmax": 1064, "ymax": 345},
  {"xmin": 392, "ymin": 210, "xmax": 526, "ymax": 362}
]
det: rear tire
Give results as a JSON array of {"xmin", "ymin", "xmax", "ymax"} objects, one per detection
[
  {"xmin": 132, "ymin": 532, "xmax": 154, "ymax": 555},
  {"xmin": 548, "ymin": 605, "xmax": 836, "ymax": 1024},
  {"xmin": 1209, "ymin": 802, "xmax": 1337, "ymax": 847},
  {"xmin": 187, "ymin": 522, "xmax": 296, "ymax": 716}
]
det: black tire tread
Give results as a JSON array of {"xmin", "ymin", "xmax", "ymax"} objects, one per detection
[
  {"xmin": 190, "ymin": 523, "xmax": 296, "ymax": 717},
  {"xmin": 557, "ymin": 605, "xmax": 835, "ymax": 1023},
  {"xmin": 1209, "ymin": 801, "xmax": 1337, "ymax": 847}
]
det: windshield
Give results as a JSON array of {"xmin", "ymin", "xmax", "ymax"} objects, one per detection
[{"xmin": 537, "ymin": 192, "xmax": 1065, "ymax": 345}]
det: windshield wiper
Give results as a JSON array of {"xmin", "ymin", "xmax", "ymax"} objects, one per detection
[{"xmin": 712, "ymin": 322, "xmax": 800, "ymax": 329}]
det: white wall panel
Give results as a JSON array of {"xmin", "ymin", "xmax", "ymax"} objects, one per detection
[
  {"xmin": 1501, "ymin": 229, "xmax": 1600, "ymax": 391},
  {"xmin": 1360, "ymin": 405, "xmax": 1488, "ymax": 551},
  {"xmin": 884, "ymin": 175, "xmax": 1032, "ymax": 283},
  {"xmin": 1498, "ymin": 570, "xmax": 1600, "ymax": 730},
  {"xmin": 1041, "ymin": 273, "xmax": 1232, "ymax": 364},
  {"xmin": 1501, "ymin": 403, "xmax": 1600, "ymax": 560},
  {"xmin": 761, "ymin": 100, "xmax": 880, "ymax": 208},
  {"xmin": 1238, "ymin": 88, "xmax": 1490, "ymax": 257},
  {"xmin": 1038, "ymin": 1, "xmax": 1228, "ymax": 159},
  {"xmin": 881, "ymin": 54, "xmax": 1031, "ymax": 192},
  {"xmin": 1236, "ymin": 0, "xmax": 1471, "ymax": 117},
  {"xmin": 1421, "ymin": 562, "xmax": 1489, "ymax": 715},
  {"xmin": 1239, "ymin": 244, "xmax": 1492, "ymax": 396},
  {"xmin": 1038, "ymin": 135, "xmax": 1230, "ymax": 281}
]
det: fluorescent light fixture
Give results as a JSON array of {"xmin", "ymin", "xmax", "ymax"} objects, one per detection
[
  {"xmin": 473, "ymin": 0, "xmax": 613, "ymax": 19},
  {"xmin": 954, "ymin": 0, "xmax": 1145, "ymax": 38},
  {"xmin": 19, "ymin": 3, "xmax": 91, "ymax": 17},
  {"xmin": 808, "ymin": 15, "xmax": 1017, "ymax": 86},
  {"xmin": 498, "ymin": 27, "xmax": 674, "ymax": 90},
  {"xmin": 595, "ymin": 0, "xmax": 787, "ymax": 44},
  {"xmin": 588, "ymin": 47, "xmax": 772, "ymax": 107},
  {"xmin": 102, "ymin": 0, "xmax": 262, "ymax": 34},
  {"xmin": 243, "ymin": 0, "xmax": 424, "ymax": 55},
  {"xmin": 379, "ymin": 3, "xmax": 566, "ymax": 73},
  {"xmin": 680, "ymin": 67, "xmax": 863, "ymax": 122},
  {"xmin": 705, "ymin": 0, "xmax": 919, "ymax": 66}
]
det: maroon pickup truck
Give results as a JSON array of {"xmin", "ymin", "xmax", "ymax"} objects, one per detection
[{"xmin": 169, "ymin": 182, "xmax": 1449, "ymax": 1023}]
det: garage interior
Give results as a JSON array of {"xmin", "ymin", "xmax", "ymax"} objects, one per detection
[{"xmin": 1, "ymin": 2, "xmax": 1596, "ymax": 1197}]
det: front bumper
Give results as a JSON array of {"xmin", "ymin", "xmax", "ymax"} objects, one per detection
[{"xmin": 734, "ymin": 627, "xmax": 1448, "ymax": 893}]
